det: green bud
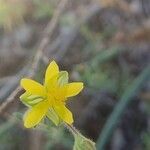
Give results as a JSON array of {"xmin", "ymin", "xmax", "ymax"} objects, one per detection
[
  {"xmin": 73, "ymin": 134, "xmax": 96, "ymax": 150},
  {"xmin": 27, "ymin": 98, "xmax": 43, "ymax": 105},
  {"xmin": 20, "ymin": 92, "xmax": 44, "ymax": 107},
  {"xmin": 46, "ymin": 108, "xmax": 60, "ymax": 126},
  {"xmin": 58, "ymin": 71, "xmax": 68, "ymax": 86}
]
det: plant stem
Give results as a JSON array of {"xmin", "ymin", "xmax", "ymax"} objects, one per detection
[{"xmin": 64, "ymin": 123, "xmax": 79, "ymax": 136}]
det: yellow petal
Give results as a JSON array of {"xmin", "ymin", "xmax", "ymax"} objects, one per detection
[
  {"xmin": 23, "ymin": 101, "xmax": 49, "ymax": 128},
  {"xmin": 46, "ymin": 74, "xmax": 58, "ymax": 91},
  {"xmin": 54, "ymin": 86, "xmax": 67, "ymax": 101},
  {"xmin": 46, "ymin": 71, "xmax": 68, "ymax": 92},
  {"xmin": 45, "ymin": 60, "xmax": 59, "ymax": 85},
  {"xmin": 54, "ymin": 105, "xmax": 73, "ymax": 124},
  {"xmin": 21, "ymin": 78, "xmax": 46, "ymax": 97},
  {"xmin": 66, "ymin": 82, "xmax": 83, "ymax": 97}
]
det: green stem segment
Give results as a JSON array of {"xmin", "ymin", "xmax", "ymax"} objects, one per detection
[
  {"xmin": 96, "ymin": 65, "xmax": 150, "ymax": 150},
  {"xmin": 64, "ymin": 123, "xmax": 79, "ymax": 136}
]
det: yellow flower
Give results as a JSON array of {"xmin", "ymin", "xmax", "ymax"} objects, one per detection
[{"xmin": 20, "ymin": 60, "xmax": 83, "ymax": 128}]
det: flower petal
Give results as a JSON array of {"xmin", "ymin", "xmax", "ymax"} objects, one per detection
[
  {"xmin": 23, "ymin": 101, "xmax": 49, "ymax": 128},
  {"xmin": 46, "ymin": 74, "xmax": 58, "ymax": 91},
  {"xmin": 46, "ymin": 71, "xmax": 68, "ymax": 92},
  {"xmin": 53, "ymin": 86, "xmax": 67, "ymax": 102},
  {"xmin": 21, "ymin": 78, "xmax": 46, "ymax": 97},
  {"xmin": 54, "ymin": 105, "xmax": 73, "ymax": 124},
  {"xmin": 66, "ymin": 82, "xmax": 83, "ymax": 98},
  {"xmin": 45, "ymin": 60, "xmax": 59, "ymax": 85}
]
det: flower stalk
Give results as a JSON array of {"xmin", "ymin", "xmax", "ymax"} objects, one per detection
[{"xmin": 64, "ymin": 123, "xmax": 79, "ymax": 136}]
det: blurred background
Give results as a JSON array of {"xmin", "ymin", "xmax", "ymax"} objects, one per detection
[{"xmin": 0, "ymin": 0, "xmax": 150, "ymax": 150}]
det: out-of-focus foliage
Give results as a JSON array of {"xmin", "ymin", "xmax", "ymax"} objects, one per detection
[
  {"xmin": 0, "ymin": 0, "xmax": 27, "ymax": 30},
  {"xmin": 143, "ymin": 132, "xmax": 150, "ymax": 150},
  {"xmin": 142, "ymin": 100, "xmax": 150, "ymax": 150},
  {"xmin": 0, "ymin": 0, "xmax": 59, "ymax": 30},
  {"xmin": 33, "ymin": 0, "xmax": 55, "ymax": 19},
  {"xmin": 43, "ymin": 125, "xmax": 73, "ymax": 150}
]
